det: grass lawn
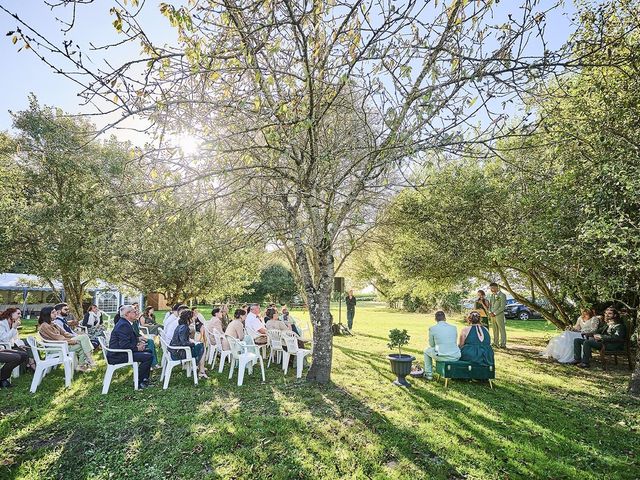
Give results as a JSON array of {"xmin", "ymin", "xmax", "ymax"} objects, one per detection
[{"xmin": 1, "ymin": 303, "xmax": 639, "ymax": 479}]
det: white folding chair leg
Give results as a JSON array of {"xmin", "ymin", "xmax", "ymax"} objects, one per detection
[
  {"xmin": 133, "ymin": 362, "xmax": 139, "ymax": 390},
  {"xmin": 191, "ymin": 359, "xmax": 198, "ymax": 385},
  {"xmin": 219, "ymin": 352, "xmax": 230, "ymax": 373},
  {"xmin": 209, "ymin": 348, "xmax": 217, "ymax": 369},
  {"xmin": 63, "ymin": 359, "xmax": 73, "ymax": 388},
  {"xmin": 11, "ymin": 366, "xmax": 20, "ymax": 378},
  {"xmin": 228, "ymin": 358, "xmax": 236, "ymax": 379},
  {"xmin": 237, "ymin": 356, "xmax": 249, "ymax": 386},
  {"xmin": 163, "ymin": 364, "xmax": 175, "ymax": 390},
  {"xmin": 296, "ymin": 354, "xmax": 306, "ymax": 378},
  {"xmin": 282, "ymin": 351, "xmax": 290, "ymax": 375},
  {"xmin": 258, "ymin": 356, "xmax": 266, "ymax": 382},
  {"xmin": 102, "ymin": 365, "xmax": 115, "ymax": 394},
  {"xmin": 30, "ymin": 365, "xmax": 45, "ymax": 393}
]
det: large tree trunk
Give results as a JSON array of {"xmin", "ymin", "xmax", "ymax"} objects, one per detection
[
  {"xmin": 305, "ymin": 286, "xmax": 334, "ymax": 384},
  {"xmin": 61, "ymin": 272, "xmax": 85, "ymax": 321},
  {"xmin": 291, "ymin": 227, "xmax": 335, "ymax": 384}
]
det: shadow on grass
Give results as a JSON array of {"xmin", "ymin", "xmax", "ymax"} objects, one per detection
[{"xmin": 2, "ymin": 337, "xmax": 639, "ymax": 480}]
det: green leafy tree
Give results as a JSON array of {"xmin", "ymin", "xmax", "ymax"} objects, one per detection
[
  {"xmin": 1, "ymin": 97, "xmax": 132, "ymax": 318},
  {"xmin": 242, "ymin": 264, "xmax": 298, "ymax": 305},
  {"xmin": 121, "ymin": 194, "xmax": 259, "ymax": 305}
]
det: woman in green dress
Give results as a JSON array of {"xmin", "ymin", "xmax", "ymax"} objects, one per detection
[{"xmin": 459, "ymin": 312, "xmax": 495, "ymax": 366}]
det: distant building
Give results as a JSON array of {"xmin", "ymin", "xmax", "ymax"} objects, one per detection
[{"xmin": 0, "ymin": 273, "xmax": 143, "ymax": 316}]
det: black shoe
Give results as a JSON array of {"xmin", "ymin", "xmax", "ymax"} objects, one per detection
[
  {"xmin": 138, "ymin": 381, "xmax": 149, "ymax": 390},
  {"xmin": 577, "ymin": 363, "xmax": 590, "ymax": 368},
  {"xmin": 0, "ymin": 379, "xmax": 14, "ymax": 388}
]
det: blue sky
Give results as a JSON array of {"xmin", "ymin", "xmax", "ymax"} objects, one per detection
[{"xmin": 0, "ymin": 1, "xmax": 577, "ymax": 141}]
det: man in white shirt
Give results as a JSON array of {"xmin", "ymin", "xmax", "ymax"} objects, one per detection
[
  {"xmin": 163, "ymin": 304, "xmax": 187, "ymax": 342},
  {"xmin": 245, "ymin": 304, "xmax": 267, "ymax": 345},
  {"xmin": 424, "ymin": 310, "xmax": 461, "ymax": 380}
]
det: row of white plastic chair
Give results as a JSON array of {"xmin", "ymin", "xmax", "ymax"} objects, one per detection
[
  {"xmin": 13, "ymin": 320, "xmax": 313, "ymax": 394},
  {"xmin": 202, "ymin": 326, "xmax": 312, "ymax": 380}
]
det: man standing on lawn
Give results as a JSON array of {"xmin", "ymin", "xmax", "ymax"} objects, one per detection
[
  {"xmin": 345, "ymin": 289, "xmax": 357, "ymax": 330},
  {"xmin": 488, "ymin": 282, "xmax": 507, "ymax": 349}
]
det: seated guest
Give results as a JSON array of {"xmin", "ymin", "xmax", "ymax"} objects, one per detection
[
  {"xmin": 265, "ymin": 308, "xmax": 290, "ymax": 332},
  {"xmin": 0, "ymin": 308, "xmax": 31, "ymax": 382},
  {"xmin": 220, "ymin": 304, "xmax": 230, "ymax": 328},
  {"xmin": 267, "ymin": 308, "xmax": 306, "ymax": 349},
  {"xmin": 82, "ymin": 304, "xmax": 106, "ymax": 348},
  {"xmin": 38, "ymin": 306, "xmax": 94, "ymax": 371},
  {"xmin": 459, "ymin": 312, "xmax": 495, "ymax": 366},
  {"xmin": 191, "ymin": 307, "xmax": 206, "ymax": 334},
  {"xmin": 53, "ymin": 303, "xmax": 77, "ymax": 335},
  {"xmin": 245, "ymin": 304, "xmax": 267, "ymax": 345},
  {"xmin": 54, "ymin": 303, "xmax": 81, "ymax": 331},
  {"xmin": 51, "ymin": 303, "xmax": 96, "ymax": 361},
  {"xmin": 0, "ymin": 345, "xmax": 25, "ymax": 388},
  {"xmin": 131, "ymin": 316, "xmax": 160, "ymax": 370},
  {"xmin": 112, "ymin": 305, "xmax": 123, "ymax": 324},
  {"xmin": 139, "ymin": 306, "xmax": 160, "ymax": 335},
  {"xmin": 574, "ymin": 307, "xmax": 627, "ymax": 368},
  {"xmin": 279, "ymin": 306, "xmax": 302, "ymax": 336},
  {"xmin": 170, "ymin": 310, "xmax": 208, "ymax": 379},
  {"xmin": 108, "ymin": 305, "xmax": 153, "ymax": 389},
  {"xmin": 423, "ymin": 310, "xmax": 461, "ymax": 380},
  {"xmin": 163, "ymin": 304, "xmax": 187, "ymax": 342},
  {"xmin": 205, "ymin": 307, "xmax": 224, "ymax": 334},
  {"xmin": 223, "ymin": 308, "xmax": 247, "ymax": 350},
  {"xmin": 541, "ymin": 308, "xmax": 600, "ymax": 363}
]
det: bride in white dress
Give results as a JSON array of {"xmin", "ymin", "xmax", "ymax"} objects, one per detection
[{"xmin": 541, "ymin": 309, "xmax": 601, "ymax": 363}]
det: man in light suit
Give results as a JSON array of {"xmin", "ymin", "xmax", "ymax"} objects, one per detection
[
  {"xmin": 424, "ymin": 311, "xmax": 461, "ymax": 380},
  {"xmin": 488, "ymin": 282, "xmax": 507, "ymax": 349}
]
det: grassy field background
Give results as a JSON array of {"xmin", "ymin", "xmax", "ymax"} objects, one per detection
[{"xmin": 1, "ymin": 303, "xmax": 638, "ymax": 479}]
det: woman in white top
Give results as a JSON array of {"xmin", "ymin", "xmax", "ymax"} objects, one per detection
[{"xmin": 541, "ymin": 308, "xmax": 601, "ymax": 363}]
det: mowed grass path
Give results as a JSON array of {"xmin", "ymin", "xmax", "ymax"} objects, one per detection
[{"xmin": 1, "ymin": 303, "xmax": 638, "ymax": 479}]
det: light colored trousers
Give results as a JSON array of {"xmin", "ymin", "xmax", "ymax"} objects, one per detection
[
  {"xmin": 71, "ymin": 334, "xmax": 95, "ymax": 366},
  {"xmin": 490, "ymin": 314, "xmax": 507, "ymax": 347},
  {"xmin": 424, "ymin": 347, "xmax": 461, "ymax": 376}
]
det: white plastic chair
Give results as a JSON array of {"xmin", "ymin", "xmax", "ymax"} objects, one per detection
[
  {"xmin": 98, "ymin": 337, "xmax": 139, "ymax": 394},
  {"xmin": 245, "ymin": 326, "xmax": 268, "ymax": 358},
  {"xmin": 226, "ymin": 335, "xmax": 265, "ymax": 386},
  {"xmin": 75, "ymin": 325, "xmax": 88, "ymax": 335},
  {"xmin": 26, "ymin": 336, "xmax": 74, "ymax": 393},
  {"xmin": 281, "ymin": 331, "xmax": 312, "ymax": 379},
  {"xmin": 213, "ymin": 331, "xmax": 233, "ymax": 372},
  {"xmin": 38, "ymin": 338, "xmax": 78, "ymax": 370},
  {"xmin": 158, "ymin": 336, "xmax": 198, "ymax": 390},
  {"xmin": 266, "ymin": 329, "xmax": 285, "ymax": 367},
  {"xmin": 299, "ymin": 322, "xmax": 313, "ymax": 342}
]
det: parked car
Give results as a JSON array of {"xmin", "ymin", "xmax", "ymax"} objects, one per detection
[{"xmin": 504, "ymin": 302, "xmax": 543, "ymax": 320}]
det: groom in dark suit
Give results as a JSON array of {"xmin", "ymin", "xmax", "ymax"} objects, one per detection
[{"xmin": 108, "ymin": 305, "xmax": 153, "ymax": 389}]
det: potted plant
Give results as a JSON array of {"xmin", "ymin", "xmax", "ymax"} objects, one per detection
[{"xmin": 387, "ymin": 329, "xmax": 415, "ymax": 387}]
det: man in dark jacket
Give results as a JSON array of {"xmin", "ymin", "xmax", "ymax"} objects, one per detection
[
  {"xmin": 573, "ymin": 307, "xmax": 627, "ymax": 368},
  {"xmin": 108, "ymin": 305, "xmax": 153, "ymax": 389},
  {"xmin": 345, "ymin": 290, "xmax": 357, "ymax": 330}
]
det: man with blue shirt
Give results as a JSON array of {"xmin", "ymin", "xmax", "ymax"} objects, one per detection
[{"xmin": 424, "ymin": 311, "xmax": 461, "ymax": 380}]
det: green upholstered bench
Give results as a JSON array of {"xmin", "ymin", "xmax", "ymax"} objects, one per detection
[{"xmin": 435, "ymin": 360, "xmax": 495, "ymax": 388}]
